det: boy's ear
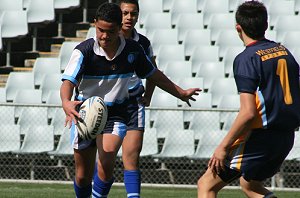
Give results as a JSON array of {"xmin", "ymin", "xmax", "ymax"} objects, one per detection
[{"xmin": 236, "ymin": 24, "xmax": 242, "ymax": 33}]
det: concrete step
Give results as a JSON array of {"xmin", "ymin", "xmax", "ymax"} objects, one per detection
[
  {"xmin": 51, "ymin": 44, "xmax": 62, "ymax": 53},
  {"xmin": 24, "ymin": 59, "xmax": 36, "ymax": 68},
  {"xmin": 76, "ymin": 29, "xmax": 88, "ymax": 38},
  {"xmin": 64, "ymin": 37, "xmax": 85, "ymax": 42},
  {"xmin": 39, "ymin": 51, "xmax": 59, "ymax": 58}
]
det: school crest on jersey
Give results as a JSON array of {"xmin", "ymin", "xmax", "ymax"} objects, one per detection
[{"xmin": 127, "ymin": 53, "xmax": 136, "ymax": 64}]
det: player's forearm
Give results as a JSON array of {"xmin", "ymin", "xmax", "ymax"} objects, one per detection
[
  {"xmin": 60, "ymin": 80, "xmax": 75, "ymax": 103},
  {"xmin": 144, "ymin": 79, "xmax": 155, "ymax": 99}
]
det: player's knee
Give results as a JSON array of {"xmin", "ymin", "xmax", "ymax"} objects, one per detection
[
  {"xmin": 76, "ymin": 175, "xmax": 91, "ymax": 187},
  {"xmin": 197, "ymin": 176, "xmax": 207, "ymax": 192}
]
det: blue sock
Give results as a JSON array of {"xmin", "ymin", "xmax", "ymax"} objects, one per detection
[
  {"xmin": 92, "ymin": 174, "xmax": 114, "ymax": 198},
  {"xmin": 73, "ymin": 180, "xmax": 92, "ymax": 198},
  {"xmin": 124, "ymin": 170, "xmax": 141, "ymax": 198}
]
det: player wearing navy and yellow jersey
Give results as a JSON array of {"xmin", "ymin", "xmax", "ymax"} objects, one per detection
[
  {"xmin": 197, "ymin": 1, "xmax": 300, "ymax": 198},
  {"xmin": 118, "ymin": 0, "xmax": 157, "ymax": 197},
  {"xmin": 60, "ymin": 3, "xmax": 200, "ymax": 198}
]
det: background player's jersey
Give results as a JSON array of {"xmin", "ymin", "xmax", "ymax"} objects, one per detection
[
  {"xmin": 233, "ymin": 39, "xmax": 300, "ymax": 131},
  {"xmin": 62, "ymin": 36, "xmax": 156, "ymax": 106},
  {"xmin": 128, "ymin": 28, "xmax": 154, "ymax": 97}
]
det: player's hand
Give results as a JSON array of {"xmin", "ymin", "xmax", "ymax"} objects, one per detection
[
  {"xmin": 139, "ymin": 96, "xmax": 151, "ymax": 107},
  {"xmin": 62, "ymin": 100, "xmax": 82, "ymax": 128},
  {"xmin": 181, "ymin": 88, "xmax": 201, "ymax": 106},
  {"xmin": 208, "ymin": 145, "xmax": 227, "ymax": 176}
]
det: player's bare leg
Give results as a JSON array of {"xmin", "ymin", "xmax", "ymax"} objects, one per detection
[
  {"xmin": 74, "ymin": 146, "xmax": 97, "ymax": 187},
  {"xmin": 240, "ymin": 177, "xmax": 276, "ymax": 198},
  {"xmin": 122, "ymin": 130, "xmax": 144, "ymax": 197},
  {"xmin": 96, "ymin": 133, "xmax": 122, "ymax": 181},
  {"xmin": 197, "ymin": 168, "xmax": 227, "ymax": 198},
  {"xmin": 92, "ymin": 134, "xmax": 123, "ymax": 197},
  {"xmin": 122, "ymin": 130, "xmax": 143, "ymax": 170}
]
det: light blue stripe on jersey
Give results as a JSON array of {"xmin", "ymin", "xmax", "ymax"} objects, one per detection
[
  {"xmin": 72, "ymin": 51, "xmax": 83, "ymax": 79},
  {"xmin": 83, "ymin": 73, "xmax": 134, "ymax": 80},
  {"xmin": 62, "ymin": 74, "xmax": 78, "ymax": 85},
  {"xmin": 257, "ymin": 89, "xmax": 268, "ymax": 128}
]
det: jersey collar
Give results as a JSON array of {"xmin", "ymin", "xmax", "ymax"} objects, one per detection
[
  {"xmin": 132, "ymin": 28, "xmax": 140, "ymax": 42},
  {"xmin": 93, "ymin": 35, "xmax": 126, "ymax": 60}
]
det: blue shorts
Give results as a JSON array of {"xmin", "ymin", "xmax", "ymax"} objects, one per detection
[
  {"xmin": 71, "ymin": 97, "xmax": 145, "ymax": 150},
  {"xmin": 219, "ymin": 129, "xmax": 294, "ymax": 182}
]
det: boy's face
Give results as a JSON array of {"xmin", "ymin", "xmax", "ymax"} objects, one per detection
[
  {"xmin": 120, "ymin": 2, "xmax": 139, "ymax": 31},
  {"xmin": 94, "ymin": 19, "xmax": 121, "ymax": 49}
]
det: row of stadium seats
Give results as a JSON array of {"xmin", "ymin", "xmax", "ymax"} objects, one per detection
[
  {"xmin": 1, "ymin": 122, "xmax": 299, "ymax": 161},
  {"xmin": 1, "ymin": 70, "xmax": 239, "ymax": 108},
  {"xmin": 139, "ymin": 0, "xmax": 300, "ymax": 25},
  {"xmin": 0, "ymin": 0, "xmax": 81, "ymax": 64},
  {"xmin": 0, "ymin": 105, "xmax": 237, "ymax": 135}
]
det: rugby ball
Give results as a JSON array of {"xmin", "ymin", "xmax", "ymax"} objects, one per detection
[{"xmin": 76, "ymin": 96, "xmax": 108, "ymax": 140}]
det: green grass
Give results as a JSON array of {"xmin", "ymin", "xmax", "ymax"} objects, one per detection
[{"xmin": 0, "ymin": 182, "xmax": 299, "ymax": 197}]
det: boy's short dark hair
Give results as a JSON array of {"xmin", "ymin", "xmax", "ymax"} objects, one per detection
[
  {"xmin": 95, "ymin": 3, "xmax": 122, "ymax": 25},
  {"xmin": 236, "ymin": 1, "xmax": 268, "ymax": 40},
  {"xmin": 118, "ymin": 0, "xmax": 139, "ymax": 12}
]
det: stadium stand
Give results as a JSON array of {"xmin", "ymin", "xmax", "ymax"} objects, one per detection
[
  {"xmin": 182, "ymin": 29, "xmax": 211, "ymax": 57},
  {"xmin": 169, "ymin": 0, "xmax": 198, "ymax": 25},
  {"xmin": 175, "ymin": 13, "xmax": 204, "ymax": 42},
  {"xmin": 139, "ymin": 0, "xmax": 163, "ymax": 26},
  {"xmin": 26, "ymin": 0, "xmax": 55, "ymax": 51},
  {"xmin": 151, "ymin": 29, "xmax": 178, "ymax": 53}
]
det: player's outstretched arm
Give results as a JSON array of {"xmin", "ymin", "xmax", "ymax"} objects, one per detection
[
  {"xmin": 60, "ymin": 80, "xmax": 82, "ymax": 128},
  {"xmin": 147, "ymin": 69, "xmax": 201, "ymax": 106}
]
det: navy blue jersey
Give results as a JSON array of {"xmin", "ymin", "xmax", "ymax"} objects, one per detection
[
  {"xmin": 62, "ymin": 36, "xmax": 156, "ymax": 106},
  {"xmin": 233, "ymin": 39, "xmax": 300, "ymax": 131},
  {"xmin": 128, "ymin": 29, "xmax": 154, "ymax": 96}
]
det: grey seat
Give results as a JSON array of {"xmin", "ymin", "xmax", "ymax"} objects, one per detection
[
  {"xmin": 188, "ymin": 129, "xmax": 227, "ymax": 159},
  {"xmin": 26, "ymin": 0, "xmax": 55, "ymax": 51},
  {"xmin": 140, "ymin": 128, "xmax": 159, "ymax": 157},
  {"xmin": 40, "ymin": 73, "xmax": 62, "ymax": 103},
  {"xmin": 195, "ymin": 62, "xmax": 225, "ymax": 90},
  {"xmin": 5, "ymin": 72, "xmax": 34, "ymax": 102},
  {"xmin": 0, "ymin": 124, "xmax": 20, "ymax": 152},
  {"xmin": 48, "ymin": 127, "xmax": 73, "ymax": 156},
  {"xmin": 0, "ymin": 11, "xmax": 28, "ymax": 66},
  {"xmin": 54, "ymin": 0, "xmax": 80, "ymax": 37},
  {"xmin": 153, "ymin": 129, "xmax": 195, "ymax": 158},
  {"xmin": 139, "ymin": 0, "xmax": 163, "ymax": 26},
  {"xmin": 143, "ymin": 13, "xmax": 172, "ymax": 39},
  {"xmin": 33, "ymin": 57, "xmax": 61, "ymax": 88},
  {"xmin": 190, "ymin": 46, "xmax": 220, "ymax": 74},
  {"xmin": 14, "ymin": 89, "xmax": 43, "ymax": 118},
  {"xmin": 182, "ymin": 29, "xmax": 211, "ymax": 57},
  {"xmin": 15, "ymin": 125, "xmax": 54, "ymax": 153},
  {"xmin": 209, "ymin": 78, "xmax": 238, "ymax": 107},
  {"xmin": 176, "ymin": 13, "xmax": 204, "ymax": 42},
  {"xmin": 150, "ymin": 29, "xmax": 178, "ymax": 53},
  {"xmin": 169, "ymin": 0, "xmax": 198, "ymax": 25},
  {"xmin": 17, "ymin": 107, "xmax": 49, "ymax": 135},
  {"xmin": 156, "ymin": 44, "xmax": 185, "ymax": 70}
]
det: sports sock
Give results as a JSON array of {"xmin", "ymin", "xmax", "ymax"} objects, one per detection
[
  {"xmin": 92, "ymin": 174, "xmax": 114, "ymax": 198},
  {"xmin": 73, "ymin": 180, "xmax": 92, "ymax": 198},
  {"xmin": 124, "ymin": 170, "xmax": 141, "ymax": 198}
]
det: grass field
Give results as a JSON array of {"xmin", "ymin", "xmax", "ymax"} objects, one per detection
[{"xmin": 0, "ymin": 182, "xmax": 299, "ymax": 198}]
